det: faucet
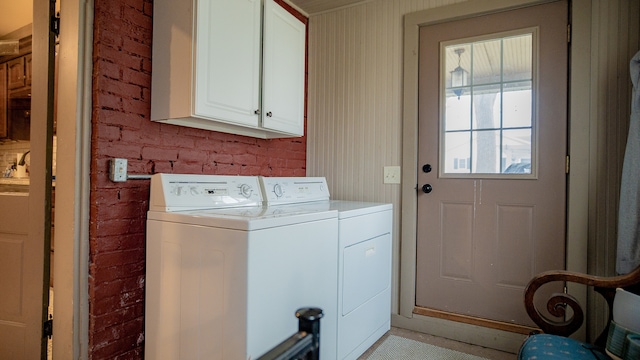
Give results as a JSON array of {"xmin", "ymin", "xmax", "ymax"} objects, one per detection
[{"xmin": 18, "ymin": 151, "xmax": 30, "ymax": 166}]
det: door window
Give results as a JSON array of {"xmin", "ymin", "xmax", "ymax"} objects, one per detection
[{"xmin": 441, "ymin": 30, "xmax": 535, "ymax": 177}]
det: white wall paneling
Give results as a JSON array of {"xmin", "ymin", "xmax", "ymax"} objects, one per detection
[
  {"xmin": 306, "ymin": 0, "xmax": 464, "ymax": 316},
  {"xmin": 306, "ymin": 0, "xmax": 640, "ymax": 352}
]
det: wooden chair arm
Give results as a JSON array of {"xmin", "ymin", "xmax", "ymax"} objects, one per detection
[{"xmin": 524, "ymin": 266, "xmax": 640, "ymax": 346}]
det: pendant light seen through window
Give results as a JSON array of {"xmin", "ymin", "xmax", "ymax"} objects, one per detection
[{"xmin": 450, "ymin": 48, "xmax": 469, "ymax": 99}]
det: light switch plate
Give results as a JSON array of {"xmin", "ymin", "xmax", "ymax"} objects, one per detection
[{"xmin": 383, "ymin": 166, "xmax": 401, "ymax": 184}]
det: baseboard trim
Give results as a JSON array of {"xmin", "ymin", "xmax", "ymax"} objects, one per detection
[
  {"xmin": 391, "ymin": 312, "xmax": 527, "ymax": 354},
  {"xmin": 412, "ymin": 306, "xmax": 538, "ymax": 335}
]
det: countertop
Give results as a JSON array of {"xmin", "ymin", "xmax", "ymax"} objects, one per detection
[
  {"xmin": 0, "ymin": 177, "xmax": 30, "ymax": 193},
  {"xmin": 0, "ymin": 178, "xmax": 30, "ymax": 186}
]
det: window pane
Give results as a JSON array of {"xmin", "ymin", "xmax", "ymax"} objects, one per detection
[
  {"xmin": 502, "ymin": 129, "xmax": 532, "ymax": 173},
  {"xmin": 472, "ymin": 39, "xmax": 501, "ymax": 85},
  {"xmin": 472, "ymin": 130, "xmax": 500, "ymax": 173},
  {"xmin": 441, "ymin": 30, "xmax": 535, "ymax": 177},
  {"xmin": 472, "ymin": 84, "xmax": 500, "ymax": 130},
  {"xmin": 444, "ymin": 132, "xmax": 471, "ymax": 173},
  {"xmin": 503, "ymin": 81, "xmax": 532, "ymax": 128},
  {"xmin": 445, "ymin": 89, "xmax": 471, "ymax": 131},
  {"xmin": 503, "ymin": 34, "xmax": 532, "ymax": 82}
]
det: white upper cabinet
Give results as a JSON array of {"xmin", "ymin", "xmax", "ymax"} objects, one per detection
[
  {"xmin": 151, "ymin": 0, "xmax": 306, "ymax": 138},
  {"xmin": 262, "ymin": 0, "xmax": 306, "ymax": 135},
  {"xmin": 194, "ymin": 0, "xmax": 262, "ymax": 128}
]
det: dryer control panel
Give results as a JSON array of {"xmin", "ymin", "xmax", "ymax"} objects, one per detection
[
  {"xmin": 260, "ymin": 177, "xmax": 330, "ymax": 205},
  {"xmin": 149, "ymin": 174, "xmax": 263, "ymax": 212}
]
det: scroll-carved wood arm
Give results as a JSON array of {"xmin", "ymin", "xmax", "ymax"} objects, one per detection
[{"xmin": 523, "ymin": 266, "xmax": 640, "ymax": 347}]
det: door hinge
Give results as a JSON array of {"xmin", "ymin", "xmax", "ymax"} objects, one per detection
[
  {"xmin": 51, "ymin": 12, "xmax": 60, "ymax": 37},
  {"xmin": 565, "ymin": 155, "xmax": 570, "ymax": 174},
  {"xmin": 43, "ymin": 316, "xmax": 53, "ymax": 338},
  {"xmin": 567, "ymin": 24, "xmax": 571, "ymax": 43}
]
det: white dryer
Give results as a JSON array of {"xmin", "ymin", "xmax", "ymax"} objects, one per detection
[
  {"xmin": 329, "ymin": 200, "xmax": 392, "ymax": 360},
  {"xmin": 145, "ymin": 174, "xmax": 339, "ymax": 360},
  {"xmin": 260, "ymin": 177, "xmax": 393, "ymax": 360}
]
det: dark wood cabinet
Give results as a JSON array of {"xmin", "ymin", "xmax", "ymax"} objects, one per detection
[
  {"xmin": 0, "ymin": 63, "xmax": 6, "ymax": 138},
  {"xmin": 25, "ymin": 54, "xmax": 31, "ymax": 86},
  {"xmin": 1, "ymin": 36, "xmax": 32, "ymax": 140},
  {"xmin": 7, "ymin": 56, "xmax": 26, "ymax": 90},
  {"xmin": 8, "ymin": 97, "xmax": 30, "ymax": 140}
]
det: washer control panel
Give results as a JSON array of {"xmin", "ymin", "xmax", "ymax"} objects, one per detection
[
  {"xmin": 150, "ymin": 174, "xmax": 263, "ymax": 212},
  {"xmin": 260, "ymin": 177, "xmax": 330, "ymax": 205}
]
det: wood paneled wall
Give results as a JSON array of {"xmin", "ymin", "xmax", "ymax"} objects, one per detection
[
  {"xmin": 306, "ymin": 0, "xmax": 465, "ymax": 311},
  {"xmin": 585, "ymin": 0, "xmax": 640, "ymax": 342}
]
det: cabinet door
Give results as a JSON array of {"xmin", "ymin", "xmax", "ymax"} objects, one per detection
[
  {"xmin": 262, "ymin": 0, "xmax": 306, "ymax": 136},
  {"xmin": 25, "ymin": 54, "xmax": 32, "ymax": 86},
  {"xmin": 194, "ymin": 0, "xmax": 261, "ymax": 127},
  {"xmin": 0, "ymin": 63, "xmax": 6, "ymax": 138},
  {"xmin": 7, "ymin": 57, "xmax": 26, "ymax": 90}
]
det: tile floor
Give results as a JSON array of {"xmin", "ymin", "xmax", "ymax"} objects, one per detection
[{"xmin": 358, "ymin": 327, "xmax": 518, "ymax": 360}]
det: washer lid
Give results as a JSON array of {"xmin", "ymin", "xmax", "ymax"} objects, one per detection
[
  {"xmin": 147, "ymin": 204, "xmax": 337, "ymax": 230},
  {"xmin": 149, "ymin": 173, "xmax": 263, "ymax": 212}
]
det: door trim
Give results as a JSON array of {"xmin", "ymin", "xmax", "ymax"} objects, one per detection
[
  {"xmin": 400, "ymin": 0, "xmax": 590, "ymax": 352},
  {"xmin": 53, "ymin": 0, "xmax": 93, "ymax": 358}
]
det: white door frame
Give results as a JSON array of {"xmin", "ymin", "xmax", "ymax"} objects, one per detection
[
  {"xmin": 52, "ymin": 0, "xmax": 93, "ymax": 358},
  {"xmin": 399, "ymin": 0, "xmax": 590, "ymax": 352}
]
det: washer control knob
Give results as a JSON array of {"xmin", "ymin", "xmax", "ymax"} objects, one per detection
[
  {"xmin": 239, "ymin": 184, "xmax": 253, "ymax": 198},
  {"xmin": 172, "ymin": 185, "xmax": 185, "ymax": 196},
  {"xmin": 273, "ymin": 184, "xmax": 284, "ymax": 198}
]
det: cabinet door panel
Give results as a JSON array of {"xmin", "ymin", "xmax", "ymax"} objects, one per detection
[
  {"xmin": 194, "ymin": 0, "xmax": 261, "ymax": 127},
  {"xmin": 262, "ymin": 0, "xmax": 306, "ymax": 136},
  {"xmin": 0, "ymin": 63, "xmax": 6, "ymax": 138},
  {"xmin": 25, "ymin": 54, "xmax": 32, "ymax": 86},
  {"xmin": 7, "ymin": 57, "xmax": 26, "ymax": 90}
]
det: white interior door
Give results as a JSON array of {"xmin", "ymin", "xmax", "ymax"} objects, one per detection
[
  {"xmin": 415, "ymin": 1, "xmax": 568, "ymax": 327},
  {"xmin": 0, "ymin": 1, "xmax": 55, "ymax": 358}
]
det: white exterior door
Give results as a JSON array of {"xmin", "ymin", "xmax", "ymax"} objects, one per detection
[{"xmin": 415, "ymin": 1, "xmax": 568, "ymax": 327}]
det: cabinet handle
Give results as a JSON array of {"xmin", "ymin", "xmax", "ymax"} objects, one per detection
[
  {"xmin": 266, "ymin": 112, "xmax": 272, "ymax": 117},
  {"xmin": 254, "ymin": 109, "xmax": 261, "ymax": 115}
]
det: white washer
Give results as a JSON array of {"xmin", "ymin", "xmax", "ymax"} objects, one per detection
[
  {"xmin": 260, "ymin": 177, "xmax": 393, "ymax": 360},
  {"xmin": 145, "ymin": 174, "xmax": 338, "ymax": 360}
]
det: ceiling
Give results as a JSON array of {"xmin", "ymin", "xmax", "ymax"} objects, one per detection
[
  {"xmin": 0, "ymin": 0, "xmax": 366, "ymax": 39},
  {"xmin": 0, "ymin": 0, "xmax": 32, "ymax": 38},
  {"xmin": 288, "ymin": 0, "xmax": 366, "ymax": 14}
]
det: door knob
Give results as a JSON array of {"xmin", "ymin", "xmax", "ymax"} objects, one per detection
[
  {"xmin": 422, "ymin": 164, "xmax": 432, "ymax": 173},
  {"xmin": 421, "ymin": 184, "xmax": 433, "ymax": 193}
]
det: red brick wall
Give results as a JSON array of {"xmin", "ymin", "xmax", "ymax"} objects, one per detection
[{"xmin": 89, "ymin": 1, "xmax": 308, "ymax": 358}]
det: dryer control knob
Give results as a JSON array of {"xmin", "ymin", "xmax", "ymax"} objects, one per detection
[{"xmin": 239, "ymin": 184, "xmax": 253, "ymax": 198}]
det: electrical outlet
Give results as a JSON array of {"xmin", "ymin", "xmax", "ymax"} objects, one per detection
[
  {"xmin": 109, "ymin": 158, "xmax": 128, "ymax": 182},
  {"xmin": 383, "ymin": 166, "xmax": 401, "ymax": 184}
]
